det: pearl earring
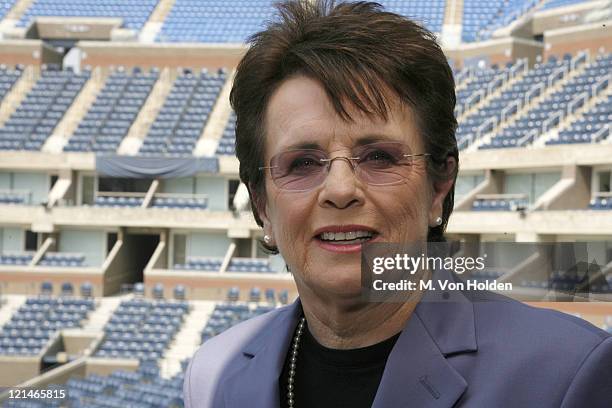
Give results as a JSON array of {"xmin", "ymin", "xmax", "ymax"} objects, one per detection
[
  {"xmin": 435, "ymin": 216, "xmax": 443, "ymax": 226},
  {"xmin": 264, "ymin": 235, "xmax": 271, "ymax": 244}
]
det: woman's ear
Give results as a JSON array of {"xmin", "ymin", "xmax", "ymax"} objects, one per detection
[{"xmin": 429, "ymin": 156, "xmax": 456, "ymax": 226}]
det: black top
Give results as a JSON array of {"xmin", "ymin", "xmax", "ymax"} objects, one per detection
[{"xmin": 279, "ymin": 320, "xmax": 401, "ymax": 408}]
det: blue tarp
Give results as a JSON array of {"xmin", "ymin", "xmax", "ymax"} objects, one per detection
[{"xmin": 95, "ymin": 155, "xmax": 219, "ymax": 178}]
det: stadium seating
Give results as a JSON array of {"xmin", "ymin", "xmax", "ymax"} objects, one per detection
[
  {"xmin": 38, "ymin": 252, "xmax": 87, "ymax": 267},
  {"xmin": 138, "ymin": 68, "xmax": 226, "ymax": 157},
  {"xmin": 156, "ymin": 0, "xmax": 277, "ymax": 43},
  {"xmin": 94, "ymin": 195, "xmax": 144, "ymax": 208},
  {"xmin": 0, "ymin": 189, "xmax": 30, "ymax": 204},
  {"xmin": 378, "ymin": 0, "xmax": 446, "ymax": 33},
  {"xmin": 95, "ymin": 298, "xmax": 189, "ymax": 360},
  {"xmin": 472, "ymin": 55, "xmax": 576, "ymax": 149},
  {"xmin": 0, "ymin": 66, "xmax": 89, "ymax": 151},
  {"xmin": 216, "ymin": 111, "xmax": 236, "ymax": 155},
  {"xmin": 17, "ymin": 0, "xmax": 158, "ymax": 30},
  {"xmin": 174, "ymin": 257, "xmax": 223, "ymax": 271},
  {"xmin": 471, "ymin": 197, "xmax": 528, "ymax": 211},
  {"xmin": 0, "ymin": 252, "xmax": 34, "ymax": 265},
  {"xmin": 462, "ymin": 0, "xmax": 538, "ymax": 43},
  {"xmin": 64, "ymin": 68, "xmax": 158, "ymax": 154},
  {"xmin": 588, "ymin": 196, "xmax": 612, "ymax": 210},
  {"xmin": 200, "ymin": 302, "xmax": 275, "ymax": 343},
  {"xmin": 486, "ymin": 53, "xmax": 606, "ymax": 148},
  {"xmin": 545, "ymin": 54, "xmax": 612, "ymax": 145},
  {"xmin": 0, "ymin": 297, "xmax": 95, "ymax": 356},
  {"xmin": 150, "ymin": 196, "xmax": 208, "ymax": 209},
  {"xmin": 0, "ymin": 64, "xmax": 22, "ymax": 102},
  {"xmin": 541, "ymin": 0, "xmax": 587, "ymax": 10},
  {"xmin": 3, "ymin": 363, "xmax": 185, "ymax": 408},
  {"xmin": 226, "ymin": 258, "xmax": 274, "ymax": 273}
]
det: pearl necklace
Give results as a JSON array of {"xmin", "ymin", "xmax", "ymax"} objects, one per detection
[{"xmin": 287, "ymin": 316, "xmax": 306, "ymax": 408}]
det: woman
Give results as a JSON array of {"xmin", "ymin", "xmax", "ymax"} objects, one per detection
[{"xmin": 184, "ymin": 1, "xmax": 612, "ymax": 407}]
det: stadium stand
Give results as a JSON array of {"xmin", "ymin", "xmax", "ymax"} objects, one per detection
[
  {"xmin": 0, "ymin": 65, "xmax": 21, "ymax": 102},
  {"xmin": 64, "ymin": 67, "xmax": 158, "ymax": 153},
  {"xmin": 462, "ymin": 0, "xmax": 539, "ymax": 43},
  {"xmin": 589, "ymin": 196, "xmax": 612, "ymax": 210},
  {"xmin": 16, "ymin": 0, "xmax": 158, "ymax": 30},
  {"xmin": 0, "ymin": 252, "xmax": 33, "ymax": 265},
  {"xmin": 458, "ymin": 53, "xmax": 584, "ymax": 149},
  {"xmin": 226, "ymin": 257, "xmax": 274, "ymax": 273},
  {"xmin": 0, "ymin": 66, "xmax": 89, "ymax": 151},
  {"xmin": 545, "ymin": 53, "xmax": 612, "ymax": 145},
  {"xmin": 455, "ymin": 61, "xmax": 524, "ymax": 144},
  {"xmin": 37, "ymin": 252, "xmax": 87, "ymax": 267},
  {"xmin": 483, "ymin": 52, "xmax": 607, "ymax": 148},
  {"xmin": 200, "ymin": 301, "xmax": 275, "ymax": 343},
  {"xmin": 150, "ymin": 195, "xmax": 208, "ymax": 209},
  {"xmin": 378, "ymin": 0, "xmax": 446, "ymax": 33},
  {"xmin": 156, "ymin": 0, "xmax": 276, "ymax": 43},
  {"xmin": 2, "ymin": 362, "xmax": 184, "ymax": 408},
  {"xmin": 94, "ymin": 195, "xmax": 145, "ymax": 208},
  {"xmin": 471, "ymin": 196, "xmax": 529, "ymax": 211},
  {"xmin": 138, "ymin": 68, "xmax": 226, "ymax": 157},
  {"xmin": 541, "ymin": 0, "xmax": 590, "ymax": 10},
  {"xmin": 94, "ymin": 298, "xmax": 189, "ymax": 360},
  {"xmin": 174, "ymin": 257, "xmax": 223, "ymax": 272},
  {"xmin": 0, "ymin": 296, "xmax": 95, "ymax": 356},
  {"xmin": 216, "ymin": 110, "xmax": 236, "ymax": 155}
]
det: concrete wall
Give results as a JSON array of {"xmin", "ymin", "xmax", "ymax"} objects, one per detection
[
  {"xmin": 58, "ymin": 229, "xmax": 106, "ymax": 266},
  {"xmin": 544, "ymin": 20, "xmax": 612, "ymax": 60},
  {"xmin": 78, "ymin": 41, "xmax": 247, "ymax": 70},
  {"xmin": 13, "ymin": 172, "xmax": 49, "ymax": 205},
  {"xmin": 0, "ymin": 356, "xmax": 40, "ymax": 387},
  {"xmin": 58, "ymin": 229, "xmax": 106, "ymax": 267},
  {"xmin": 0, "ymin": 227, "xmax": 23, "ymax": 252},
  {"xmin": 196, "ymin": 175, "xmax": 227, "ymax": 211},
  {"xmin": 189, "ymin": 232, "xmax": 231, "ymax": 258}
]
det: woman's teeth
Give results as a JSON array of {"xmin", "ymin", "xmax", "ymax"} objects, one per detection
[{"xmin": 319, "ymin": 231, "xmax": 374, "ymax": 244}]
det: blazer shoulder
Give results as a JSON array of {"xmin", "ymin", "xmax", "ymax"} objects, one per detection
[
  {"xmin": 183, "ymin": 305, "xmax": 292, "ymax": 408},
  {"xmin": 471, "ymin": 293, "xmax": 610, "ymax": 352}
]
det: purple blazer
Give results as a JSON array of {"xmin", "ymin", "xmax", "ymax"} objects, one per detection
[{"xmin": 184, "ymin": 272, "xmax": 612, "ymax": 407}]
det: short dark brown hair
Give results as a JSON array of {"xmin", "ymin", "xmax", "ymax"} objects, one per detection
[{"xmin": 230, "ymin": 0, "xmax": 459, "ymax": 251}]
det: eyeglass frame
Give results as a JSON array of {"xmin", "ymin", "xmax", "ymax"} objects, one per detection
[{"xmin": 258, "ymin": 142, "xmax": 432, "ymax": 192}]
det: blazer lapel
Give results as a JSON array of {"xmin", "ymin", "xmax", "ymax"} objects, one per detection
[
  {"xmin": 372, "ymin": 268, "xmax": 477, "ymax": 408},
  {"xmin": 223, "ymin": 300, "xmax": 302, "ymax": 408}
]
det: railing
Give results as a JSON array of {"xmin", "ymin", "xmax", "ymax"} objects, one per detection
[
  {"xmin": 542, "ymin": 110, "xmax": 564, "ymax": 134},
  {"xmin": 501, "ymin": 99, "xmax": 521, "ymax": 123},
  {"xmin": 567, "ymin": 92, "xmax": 589, "ymax": 116},
  {"xmin": 525, "ymin": 82, "xmax": 544, "ymax": 106},
  {"xmin": 547, "ymin": 65, "xmax": 567, "ymax": 88},
  {"xmin": 570, "ymin": 50, "xmax": 588, "ymax": 72},
  {"xmin": 476, "ymin": 116, "xmax": 497, "ymax": 141},
  {"xmin": 466, "ymin": 89, "xmax": 485, "ymax": 110},
  {"xmin": 517, "ymin": 129, "xmax": 539, "ymax": 147},
  {"xmin": 592, "ymin": 124, "xmax": 610, "ymax": 143},
  {"xmin": 591, "ymin": 74, "xmax": 610, "ymax": 97},
  {"xmin": 509, "ymin": 58, "xmax": 528, "ymax": 80}
]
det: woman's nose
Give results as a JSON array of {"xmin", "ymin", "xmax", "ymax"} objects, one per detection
[{"xmin": 317, "ymin": 158, "xmax": 362, "ymax": 209}]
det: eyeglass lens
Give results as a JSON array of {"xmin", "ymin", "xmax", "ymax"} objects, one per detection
[{"xmin": 268, "ymin": 142, "xmax": 419, "ymax": 191}]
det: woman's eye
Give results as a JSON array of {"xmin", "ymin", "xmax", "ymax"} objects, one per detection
[
  {"xmin": 362, "ymin": 150, "xmax": 396, "ymax": 164},
  {"xmin": 289, "ymin": 157, "xmax": 321, "ymax": 171}
]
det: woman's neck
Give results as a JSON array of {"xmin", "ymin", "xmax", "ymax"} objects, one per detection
[{"xmin": 299, "ymin": 296, "xmax": 418, "ymax": 350}]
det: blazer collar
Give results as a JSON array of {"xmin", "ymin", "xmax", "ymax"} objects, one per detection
[{"xmin": 225, "ymin": 268, "xmax": 476, "ymax": 408}]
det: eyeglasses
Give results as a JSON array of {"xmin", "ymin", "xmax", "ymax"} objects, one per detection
[{"xmin": 259, "ymin": 142, "xmax": 431, "ymax": 191}]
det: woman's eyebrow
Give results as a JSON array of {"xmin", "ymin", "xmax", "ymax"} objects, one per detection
[
  {"xmin": 354, "ymin": 134, "xmax": 399, "ymax": 145},
  {"xmin": 283, "ymin": 141, "xmax": 323, "ymax": 150}
]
